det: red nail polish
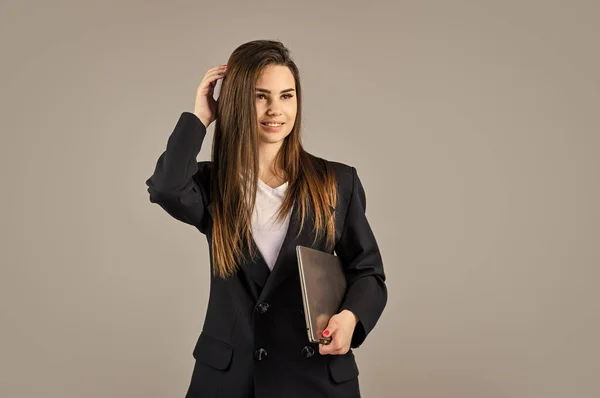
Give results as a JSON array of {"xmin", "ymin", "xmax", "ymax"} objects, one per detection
[{"xmin": 323, "ymin": 330, "xmax": 330, "ymax": 337}]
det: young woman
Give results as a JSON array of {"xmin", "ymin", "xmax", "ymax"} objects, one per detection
[{"xmin": 145, "ymin": 40, "xmax": 387, "ymax": 398}]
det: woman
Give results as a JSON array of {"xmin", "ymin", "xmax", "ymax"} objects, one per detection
[{"xmin": 145, "ymin": 40, "xmax": 387, "ymax": 398}]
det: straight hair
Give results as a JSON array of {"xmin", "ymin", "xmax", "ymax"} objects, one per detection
[{"xmin": 210, "ymin": 39, "xmax": 337, "ymax": 278}]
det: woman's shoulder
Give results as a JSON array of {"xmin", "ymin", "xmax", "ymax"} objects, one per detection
[
  {"xmin": 308, "ymin": 154, "xmax": 368, "ymax": 212},
  {"xmin": 307, "ymin": 153, "xmax": 356, "ymax": 191}
]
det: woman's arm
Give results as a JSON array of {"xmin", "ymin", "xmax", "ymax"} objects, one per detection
[
  {"xmin": 145, "ymin": 112, "xmax": 209, "ymax": 229},
  {"xmin": 335, "ymin": 166, "xmax": 388, "ymax": 348}
]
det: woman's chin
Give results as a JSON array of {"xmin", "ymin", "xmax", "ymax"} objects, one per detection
[{"xmin": 258, "ymin": 131, "xmax": 290, "ymax": 145}]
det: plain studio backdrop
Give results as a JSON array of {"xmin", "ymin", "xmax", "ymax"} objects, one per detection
[{"xmin": 1, "ymin": 0, "xmax": 599, "ymax": 397}]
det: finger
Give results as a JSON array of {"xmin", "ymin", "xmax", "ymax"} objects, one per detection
[
  {"xmin": 329, "ymin": 336, "xmax": 344, "ymax": 352},
  {"xmin": 205, "ymin": 64, "xmax": 228, "ymax": 75},
  {"xmin": 200, "ymin": 66, "xmax": 227, "ymax": 82},
  {"xmin": 321, "ymin": 330, "xmax": 342, "ymax": 350},
  {"xmin": 203, "ymin": 65, "xmax": 228, "ymax": 80},
  {"xmin": 320, "ymin": 343, "xmax": 346, "ymax": 356},
  {"xmin": 198, "ymin": 71, "xmax": 227, "ymax": 95},
  {"xmin": 200, "ymin": 69, "xmax": 227, "ymax": 87},
  {"xmin": 319, "ymin": 343, "xmax": 334, "ymax": 355},
  {"xmin": 322, "ymin": 321, "xmax": 338, "ymax": 339}
]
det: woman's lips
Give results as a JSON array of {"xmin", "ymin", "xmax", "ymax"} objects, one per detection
[{"xmin": 260, "ymin": 122, "xmax": 284, "ymax": 132}]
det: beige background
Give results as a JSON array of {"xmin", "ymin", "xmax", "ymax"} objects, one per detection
[{"xmin": 1, "ymin": 0, "xmax": 599, "ymax": 397}]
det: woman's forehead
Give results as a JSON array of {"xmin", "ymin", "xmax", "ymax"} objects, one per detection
[{"xmin": 256, "ymin": 65, "xmax": 295, "ymax": 88}]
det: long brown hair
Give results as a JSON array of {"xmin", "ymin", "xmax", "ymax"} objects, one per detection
[{"xmin": 210, "ymin": 40, "xmax": 337, "ymax": 278}]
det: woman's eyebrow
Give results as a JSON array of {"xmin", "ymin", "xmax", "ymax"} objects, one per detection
[{"xmin": 255, "ymin": 88, "xmax": 296, "ymax": 94}]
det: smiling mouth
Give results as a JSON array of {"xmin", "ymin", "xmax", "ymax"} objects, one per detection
[{"xmin": 261, "ymin": 122, "xmax": 284, "ymax": 127}]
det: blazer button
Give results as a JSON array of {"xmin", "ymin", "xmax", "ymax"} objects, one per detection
[
  {"xmin": 254, "ymin": 348, "xmax": 268, "ymax": 361},
  {"xmin": 302, "ymin": 345, "xmax": 315, "ymax": 359},
  {"xmin": 256, "ymin": 301, "xmax": 269, "ymax": 314}
]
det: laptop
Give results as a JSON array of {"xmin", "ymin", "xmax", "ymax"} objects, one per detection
[{"xmin": 296, "ymin": 245, "xmax": 348, "ymax": 345}]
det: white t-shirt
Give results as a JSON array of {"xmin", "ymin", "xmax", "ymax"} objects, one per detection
[{"xmin": 251, "ymin": 179, "xmax": 292, "ymax": 271}]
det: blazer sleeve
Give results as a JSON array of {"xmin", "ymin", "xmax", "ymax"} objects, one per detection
[
  {"xmin": 145, "ymin": 112, "xmax": 209, "ymax": 229},
  {"xmin": 335, "ymin": 166, "xmax": 387, "ymax": 348}
]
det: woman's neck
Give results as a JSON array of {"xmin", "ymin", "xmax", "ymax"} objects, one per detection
[{"xmin": 258, "ymin": 142, "xmax": 286, "ymax": 183}]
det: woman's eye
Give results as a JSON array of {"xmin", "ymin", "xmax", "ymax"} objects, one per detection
[{"xmin": 256, "ymin": 94, "xmax": 294, "ymax": 100}]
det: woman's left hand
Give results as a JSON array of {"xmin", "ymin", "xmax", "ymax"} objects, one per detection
[{"xmin": 319, "ymin": 309, "xmax": 358, "ymax": 355}]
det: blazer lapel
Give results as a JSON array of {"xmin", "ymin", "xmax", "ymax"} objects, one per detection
[{"xmin": 243, "ymin": 241, "xmax": 272, "ymax": 290}]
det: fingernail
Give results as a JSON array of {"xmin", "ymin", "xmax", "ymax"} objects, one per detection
[{"xmin": 323, "ymin": 330, "xmax": 330, "ymax": 337}]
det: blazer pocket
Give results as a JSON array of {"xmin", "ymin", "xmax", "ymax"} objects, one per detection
[
  {"xmin": 192, "ymin": 332, "xmax": 234, "ymax": 371},
  {"xmin": 328, "ymin": 351, "xmax": 360, "ymax": 383}
]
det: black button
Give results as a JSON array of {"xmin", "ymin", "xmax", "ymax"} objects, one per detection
[
  {"xmin": 256, "ymin": 301, "xmax": 269, "ymax": 314},
  {"xmin": 302, "ymin": 345, "xmax": 315, "ymax": 359},
  {"xmin": 255, "ymin": 348, "xmax": 268, "ymax": 361}
]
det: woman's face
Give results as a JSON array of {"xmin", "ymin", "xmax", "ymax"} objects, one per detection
[{"xmin": 255, "ymin": 64, "xmax": 297, "ymax": 145}]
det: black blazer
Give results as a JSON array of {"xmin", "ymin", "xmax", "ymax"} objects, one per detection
[{"xmin": 145, "ymin": 112, "xmax": 387, "ymax": 398}]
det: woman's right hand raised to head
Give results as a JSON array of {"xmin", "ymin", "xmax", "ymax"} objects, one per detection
[{"xmin": 194, "ymin": 64, "xmax": 228, "ymax": 128}]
